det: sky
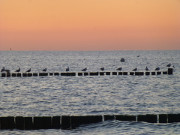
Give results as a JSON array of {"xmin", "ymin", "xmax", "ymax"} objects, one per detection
[{"xmin": 0, "ymin": 0, "xmax": 180, "ymax": 51}]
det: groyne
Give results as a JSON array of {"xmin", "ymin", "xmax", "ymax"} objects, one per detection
[
  {"xmin": 0, "ymin": 68, "xmax": 173, "ymax": 77},
  {"xmin": 0, "ymin": 113, "xmax": 179, "ymax": 130}
]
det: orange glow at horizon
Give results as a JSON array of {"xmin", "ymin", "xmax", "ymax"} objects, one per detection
[{"xmin": 0, "ymin": 0, "xmax": 180, "ymax": 51}]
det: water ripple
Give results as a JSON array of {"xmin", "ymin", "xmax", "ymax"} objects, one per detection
[{"xmin": 0, "ymin": 50, "xmax": 179, "ymax": 134}]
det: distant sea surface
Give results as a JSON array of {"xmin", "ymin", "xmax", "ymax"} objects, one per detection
[{"xmin": 0, "ymin": 50, "xmax": 180, "ymax": 135}]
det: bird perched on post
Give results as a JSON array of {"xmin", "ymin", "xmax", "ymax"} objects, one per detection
[
  {"xmin": 155, "ymin": 67, "xmax": 160, "ymax": 71},
  {"xmin": 82, "ymin": 68, "xmax": 87, "ymax": 71},
  {"xmin": 1, "ymin": 67, "xmax": 11, "ymax": 73},
  {"xmin": 145, "ymin": 67, "xmax": 149, "ymax": 71},
  {"xmin": 26, "ymin": 68, "xmax": 31, "ymax": 72},
  {"xmin": 15, "ymin": 68, "xmax": 20, "ymax": 72},
  {"xmin": 166, "ymin": 63, "xmax": 171, "ymax": 67},
  {"xmin": 42, "ymin": 68, "xmax": 47, "ymax": 72},
  {"xmin": 100, "ymin": 67, "xmax": 104, "ymax": 71},
  {"xmin": 1, "ymin": 67, "xmax": 5, "ymax": 72},
  {"xmin": 66, "ymin": 67, "xmax": 69, "ymax": 72},
  {"xmin": 116, "ymin": 67, "xmax": 122, "ymax": 71},
  {"xmin": 132, "ymin": 68, "xmax": 137, "ymax": 71}
]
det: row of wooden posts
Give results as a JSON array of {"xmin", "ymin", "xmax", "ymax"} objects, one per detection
[
  {"xmin": 0, "ymin": 114, "xmax": 179, "ymax": 130},
  {"xmin": 0, "ymin": 68, "xmax": 173, "ymax": 77}
]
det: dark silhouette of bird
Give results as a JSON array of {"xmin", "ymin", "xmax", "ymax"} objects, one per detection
[
  {"xmin": 145, "ymin": 66, "xmax": 149, "ymax": 71},
  {"xmin": 116, "ymin": 67, "xmax": 122, "ymax": 71},
  {"xmin": 1, "ymin": 67, "xmax": 10, "ymax": 73},
  {"xmin": 66, "ymin": 67, "xmax": 69, "ymax": 72},
  {"xmin": 1, "ymin": 67, "xmax": 5, "ymax": 72},
  {"xmin": 120, "ymin": 58, "xmax": 125, "ymax": 62},
  {"xmin": 100, "ymin": 67, "xmax": 105, "ymax": 71},
  {"xmin": 132, "ymin": 68, "xmax": 137, "ymax": 71},
  {"xmin": 42, "ymin": 68, "xmax": 47, "ymax": 72},
  {"xmin": 26, "ymin": 68, "xmax": 31, "ymax": 72},
  {"xmin": 166, "ymin": 63, "xmax": 171, "ymax": 67},
  {"xmin": 82, "ymin": 68, "xmax": 87, "ymax": 71},
  {"xmin": 155, "ymin": 67, "xmax": 160, "ymax": 71},
  {"xmin": 15, "ymin": 68, "xmax": 20, "ymax": 72}
]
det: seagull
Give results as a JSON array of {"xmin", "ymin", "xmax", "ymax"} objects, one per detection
[
  {"xmin": 42, "ymin": 68, "xmax": 47, "ymax": 72},
  {"xmin": 66, "ymin": 67, "xmax": 69, "ymax": 72},
  {"xmin": 1, "ymin": 67, "xmax": 5, "ymax": 72},
  {"xmin": 116, "ymin": 67, "xmax": 122, "ymax": 71},
  {"xmin": 166, "ymin": 63, "xmax": 171, "ymax": 67},
  {"xmin": 145, "ymin": 66, "xmax": 149, "ymax": 71},
  {"xmin": 15, "ymin": 68, "xmax": 20, "ymax": 72},
  {"xmin": 155, "ymin": 67, "xmax": 160, "ymax": 71},
  {"xmin": 1, "ymin": 67, "xmax": 10, "ymax": 73},
  {"xmin": 26, "ymin": 68, "xmax": 31, "ymax": 72},
  {"xmin": 132, "ymin": 68, "xmax": 137, "ymax": 71},
  {"xmin": 82, "ymin": 68, "xmax": 87, "ymax": 71},
  {"xmin": 100, "ymin": 67, "xmax": 104, "ymax": 71}
]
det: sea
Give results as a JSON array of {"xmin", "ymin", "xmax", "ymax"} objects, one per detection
[{"xmin": 0, "ymin": 50, "xmax": 179, "ymax": 135}]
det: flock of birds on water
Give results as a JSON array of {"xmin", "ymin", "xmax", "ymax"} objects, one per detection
[{"xmin": 0, "ymin": 58, "xmax": 174, "ymax": 74}]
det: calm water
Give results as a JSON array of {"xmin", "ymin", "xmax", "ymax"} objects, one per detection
[{"xmin": 0, "ymin": 50, "xmax": 180, "ymax": 135}]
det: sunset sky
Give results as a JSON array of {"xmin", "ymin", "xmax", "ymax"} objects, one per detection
[{"xmin": 0, "ymin": 0, "xmax": 180, "ymax": 51}]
